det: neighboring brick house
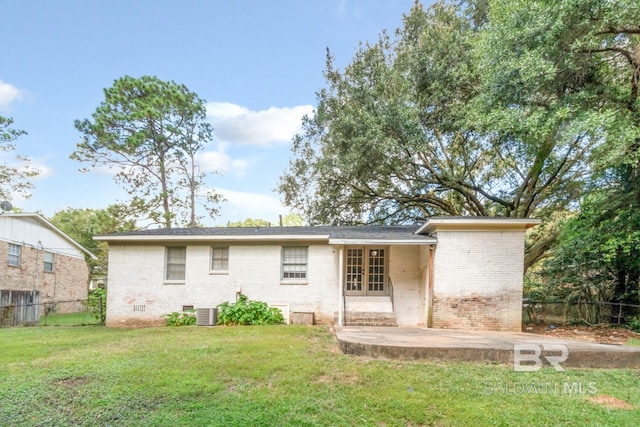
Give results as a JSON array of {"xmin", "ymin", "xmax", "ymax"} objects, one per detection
[
  {"xmin": 96, "ymin": 217, "xmax": 539, "ymax": 331},
  {"xmin": 0, "ymin": 213, "xmax": 96, "ymax": 313}
]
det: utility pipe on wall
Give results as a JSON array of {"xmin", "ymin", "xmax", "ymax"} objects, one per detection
[{"xmin": 338, "ymin": 246, "xmax": 344, "ymax": 326}]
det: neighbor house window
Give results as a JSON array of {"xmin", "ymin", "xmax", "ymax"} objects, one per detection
[
  {"xmin": 210, "ymin": 246, "xmax": 229, "ymax": 272},
  {"xmin": 282, "ymin": 246, "xmax": 308, "ymax": 280},
  {"xmin": 165, "ymin": 246, "xmax": 186, "ymax": 281},
  {"xmin": 43, "ymin": 251, "xmax": 55, "ymax": 272},
  {"xmin": 8, "ymin": 243, "xmax": 20, "ymax": 267}
]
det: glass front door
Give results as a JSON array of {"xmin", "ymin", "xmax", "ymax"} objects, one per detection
[{"xmin": 344, "ymin": 246, "xmax": 388, "ymax": 296}]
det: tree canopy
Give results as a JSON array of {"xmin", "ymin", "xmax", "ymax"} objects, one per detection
[
  {"xmin": 226, "ymin": 213, "xmax": 304, "ymax": 227},
  {"xmin": 49, "ymin": 206, "xmax": 137, "ymax": 275},
  {"xmin": 280, "ymin": 2, "xmax": 585, "ymax": 226},
  {"xmin": 279, "ymin": 0, "xmax": 640, "ymax": 278},
  {"xmin": 0, "ymin": 115, "xmax": 39, "ymax": 201},
  {"xmin": 72, "ymin": 75, "xmax": 222, "ymax": 228}
]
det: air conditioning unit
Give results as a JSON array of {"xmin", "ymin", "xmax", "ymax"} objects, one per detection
[{"xmin": 196, "ymin": 308, "xmax": 218, "ymax": 326}]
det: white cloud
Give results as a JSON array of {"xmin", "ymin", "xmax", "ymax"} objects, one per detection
[
  {"xmin": 0, "ymin": 151, "xmax": 50, "ymax": 179},
  {"xmin": 1, "ymin": 158, "xmax": 51, "ymax": 203},
  {"xmin": 197, "ymin": 142, "xmax": 250, "ymax": 176},
  {"xmin": 215, "ymin": 187, "xmax": 285, "ymax": 225},
  {"xmin": 207, "ymin": 102, "xmax": 314, "ymax": 147},
  {"xmin": 27, "ymin": 159, "xmax": 53, "ymax": 180},
  {"xmin": 86, "ymin": 142, "xmax": 250, "ymax": 178},
  {"xmin": 0, "ymin": 80, "xmax": 24, "ymax": 111}
]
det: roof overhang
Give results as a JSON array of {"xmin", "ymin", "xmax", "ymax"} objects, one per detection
[
  {"xmin": 415, "ymin": 217, "xmax": 542, "ymax": 235},
  {"xmin": 94, "ymin": 234, "xmax": 331, "ymax": 243},
  {"xmin": 329, "ymin": 238, "xmax": 436, "ymax": 245}
]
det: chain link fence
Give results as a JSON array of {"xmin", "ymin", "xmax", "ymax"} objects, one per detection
[
  {"xmin": 0, "ymin": 298, "xmax": 104, "ymax": 327},
  {"xmin": 523, "ymin": 300, "xmax": 640, "ymax": 326}
]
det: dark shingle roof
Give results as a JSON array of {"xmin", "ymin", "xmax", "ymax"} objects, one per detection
[{"xmin": 95, "ymin": 225, "xmax": 434, "ymax": 243}]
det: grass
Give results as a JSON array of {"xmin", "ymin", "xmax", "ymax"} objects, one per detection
[
  {"xmin": 628, "ymin": 338, "xmax": 640, "ymax": 347},
  {"xmin": 0, "ymin": 325, "xmax": 638, "ymax": 426},
  {"xmin": 38, "ymin": 311, "xmax": 101, "ymax": 326}
]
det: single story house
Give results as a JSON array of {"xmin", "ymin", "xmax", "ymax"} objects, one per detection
[
  {"xmin": 0, "ymin": 213, "xmax": 96, "ymax": 314},
  {"xmin": 96, "ymin": 217, "xmax": 539, "ymax": 331}
]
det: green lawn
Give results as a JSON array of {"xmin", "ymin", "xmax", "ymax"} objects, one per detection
[
  {"xmin": 38, "ymin": 311, "xmax": 101, "ymax": 326},
  {"xmin": 0, "ymin": 325, "xmax": 638, "ymax": 426}
]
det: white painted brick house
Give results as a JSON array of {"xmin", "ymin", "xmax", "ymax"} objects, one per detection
[{"xmin": 96, "ymin": 217, "xmax": 539, "ymax": 331}]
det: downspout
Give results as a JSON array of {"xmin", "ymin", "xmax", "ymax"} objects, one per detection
[
  {"xmin": 52, "ymin": 252, "xmax": 57, "ymax": 298},
  {"xmin": 427, "ymin": 245, "xmax": 435, "ymax": 328},
  {"xmin": 338, "ymin": 246, "xmax": 344, "ymax": 326},
  {"xmin": 34, "ymin": 241, "xmax": 42, "ymax": 292}
]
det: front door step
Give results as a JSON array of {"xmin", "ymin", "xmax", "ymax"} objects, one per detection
[
  {"xmin": 345, "ymin": 296, "xmax": 393, "ymax": 313},
  {"xmin": 344, "ymin": 311, "xmax": 397, "ymax": 327}
]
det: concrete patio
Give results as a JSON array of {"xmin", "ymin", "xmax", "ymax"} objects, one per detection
[{"xmin": 335, "ymin": 326, "xmax": 640, "ymax": 368}]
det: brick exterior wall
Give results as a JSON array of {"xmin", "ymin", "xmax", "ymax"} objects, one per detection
[
  {"xmin": 106, "ymin": 243, "xmax": 341, "ymax": 327},
  {"xmin": 0, "ymin": 242, "xmax": 89, "ymax": 313},
  {"xmin": 104, "ymin": 226, "xmax": 527, "ymax": 330},
  {"xmin": 106, "ymin": 242, "xmax": 430, "ymax": 327},
  {"xmin": 430, "ymin": 230, "xmax": 524, "ymax": 331}
]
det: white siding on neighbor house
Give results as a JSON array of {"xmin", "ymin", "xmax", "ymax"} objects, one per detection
[
  {"xmin": 106, "ymin": 243, "xmax": 340, "ymax": 326},
  {"xmin": 0, "ymin": 216, "xmax": 86, "ymax": 260},
  {"xmin": 431, "ymin": 230, "xmax": 524, "ymax": 331}
]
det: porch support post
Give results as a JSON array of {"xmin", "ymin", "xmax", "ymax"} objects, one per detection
[{"xmin": 338, "ymin": 245, "xmax": 344, "ymax": 326}]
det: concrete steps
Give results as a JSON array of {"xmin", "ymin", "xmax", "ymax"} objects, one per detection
[
  {"xmin": 344, "ymin": 296, "xmax": 396, "ymax": 327},
  {"xmin": 344, "ymin": 312, "xmax": 397, "ymax": 327}
]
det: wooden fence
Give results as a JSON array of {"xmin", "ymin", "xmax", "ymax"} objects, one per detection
[{"xmin": 0, "ymin": 290, "xmax": 40, "ymax": 327}]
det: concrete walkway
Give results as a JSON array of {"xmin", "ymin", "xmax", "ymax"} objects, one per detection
[{"xmin": 335, "ymin": 326, "xmax": 640, "ymax": 368}]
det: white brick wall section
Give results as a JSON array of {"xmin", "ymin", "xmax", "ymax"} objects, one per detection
[
  {"xmin": 433, "ymin": 231, "xmax": 524, "ymax": 295},
  {"xmin": 389, "ymin": 245, "xmax": 423, "ymax": 325},
  {"xmin": 106, "ymin": 244, "xmax": 340, "ymax": 326},
  {"xmin": 431, "ymin": 230, "xmax": 524, "ymax": 331}
]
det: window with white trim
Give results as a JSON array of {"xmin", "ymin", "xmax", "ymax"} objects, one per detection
[
  {"xmin": 165, "ymin": 246, "xmax": 186, "ymax": 281},
  {"xmin": 281, "ymin": 246, "xmax": 308, "ymax": 280},
  {"xmin": 210, "ymin": 246, "xmax": 229, "ymax": 272},
  {"xmin": 8, "ymin": 243, "xmax": 20, "ymax": 267},
  {"xmin": 44, "ymin": 251, "xmax": 55, "ymax": 272}
]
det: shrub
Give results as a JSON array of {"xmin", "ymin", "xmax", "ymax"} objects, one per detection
[
  {"xmin": 88, "ymin": 288, "xmax": 107, "ymax": 324},
  {"xmin": 629, "ymin": 317, "xmax": 640, "ymax": 333},
  {"xmin": 217, "ymin": 294, "xmax": 284, "ymax": 326},
  {"xmin": 163, "ymin": 310, "xmax": 196, "ymax": 326}
]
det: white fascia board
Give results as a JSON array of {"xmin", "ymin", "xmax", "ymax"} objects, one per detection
[
  {"xmin": 415, "ymin": 217, "xmax": 542, "ymax": 235},
  {"xmin": 329, "ymin": 238, "xmax": 436, "ymax": 245},
  {"xmin": 94, "ymin": 234, "xmax": 331, "ymax": 243}
]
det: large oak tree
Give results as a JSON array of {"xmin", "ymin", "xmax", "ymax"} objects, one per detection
[
  {"xmin": 278, "ymin": 1, "xmax": 589, "ymax": 270},
  {"xmin": 484, "ymin": 0, "xmax": 640, "ymax": 312}
]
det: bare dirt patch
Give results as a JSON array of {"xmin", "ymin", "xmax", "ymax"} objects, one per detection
[
  {"xmin": 587, "ymin": 395, "xmax": 635, "ymax": 410},
  {"xmin": 54, "ymin": 376, "xmax": 91, "ymax": 387},
  {"xmin": 524, "ymin": 324, "xmax": 640, "ymax": 345},
  {"xmin": 315, "ymin": 373, "xmax": 360, "ymax": 385}
]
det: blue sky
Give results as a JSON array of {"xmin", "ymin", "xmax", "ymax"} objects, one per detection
[{"xmin": 0, "ymin": 0, "xmax": 421, "ymax": 226}]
